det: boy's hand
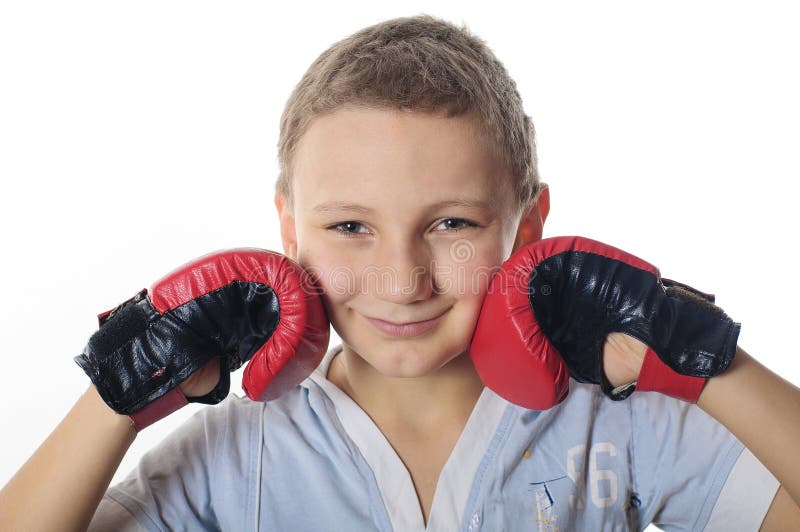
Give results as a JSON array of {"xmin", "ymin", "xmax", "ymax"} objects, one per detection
[
  {"xmin": 470, "ymin": 235, "xmax": 740, "ymax": 409},
  {"xmin": 178, "ymin": 358, "xmax": 223, "ymax": 398},
  {"xmin": 601, "ymin": 331, "xmax": 648, "ymax": 387},
  {"xmin": 75, "ymin": 249, "xmax": 330, "ymax": 431}
]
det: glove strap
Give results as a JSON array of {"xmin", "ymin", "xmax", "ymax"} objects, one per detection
[
  {"xmin": 128, "ymin": 387, "xmax": 189, "ymax": 432},
  {"xmin": 634, "ymin": 347, "xmax": 707, "ymax": 403}
]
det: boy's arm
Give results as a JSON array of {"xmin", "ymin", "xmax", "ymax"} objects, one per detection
[
  {"xmin": 0, "ymin": 357, "xmax": 220, "ymax": 532},
  {"xmin": 696, "ymin": 346, "xmax": 800, "ymax": 528},
  {"xmin": 0, "ymin": 384, "xmax": 137, "ymax": 531}
]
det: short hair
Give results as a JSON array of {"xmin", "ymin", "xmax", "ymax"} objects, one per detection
[{"xmin": 276, "ymin": 14, "xmax": 542, "ymax": 219}]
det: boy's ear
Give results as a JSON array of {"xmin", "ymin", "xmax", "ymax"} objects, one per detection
[
  {"xmin": 511, "ymin": 183, "xmax": 550, "ymax": 254},
  {"xmin": 274, "ymin": 192, "xmax": 299, "ymax": 261}
]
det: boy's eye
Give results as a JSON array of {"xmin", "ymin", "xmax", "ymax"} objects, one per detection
[
  {"xmin": 329, "ymin": 221, "xmax": 369, "ymax": 236},
  {"xmin": 433, "ymin": 218, "xmax": 477, "ymax": 232},
  {"xmin": 327, "ymin": 218, "xmax": 478, "ymax": 238}
]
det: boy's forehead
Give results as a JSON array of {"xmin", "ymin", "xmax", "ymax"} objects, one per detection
[{"xmin": 292, "ymin": 107, "xmax": 513, "ymax": 214}]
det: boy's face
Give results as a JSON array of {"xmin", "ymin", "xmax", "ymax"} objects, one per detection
[{"xmin": 276, "ymin": 107, "xmax": 549, "ymax": 378}]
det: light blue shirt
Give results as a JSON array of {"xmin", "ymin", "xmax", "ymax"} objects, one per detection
[{"xmin": 90, "ymin": 343, "xmax": 779, "ymax": 531}]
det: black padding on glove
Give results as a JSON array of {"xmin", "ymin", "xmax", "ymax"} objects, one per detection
[
  {"xmin": 528, "ymin": 250, "xmax": 740, "ymax": 387},
  {"xmin": 75, "ymin": 281, "xmax": 280, "ymax": 415}
]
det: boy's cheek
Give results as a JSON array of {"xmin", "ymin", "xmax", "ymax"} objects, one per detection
[
  {"xmin": 431, "ymin": 243, "xmax": 504, "ymax": 299},
  {"xmin": 298, "ymin": 254, "xmax": 356, "ymax": 302}
]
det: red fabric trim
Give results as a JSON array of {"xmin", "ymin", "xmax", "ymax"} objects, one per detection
[
  {"xmin": 635, "ymin": 347, "xmax": 707, "ymax": 403},
  {"xmin": 129, "ymin": 387, "xmax": 189, "ymax": 432},
  {"xmin": 96, "ymin": 307, "xmax": 114, "ymax": 326}
]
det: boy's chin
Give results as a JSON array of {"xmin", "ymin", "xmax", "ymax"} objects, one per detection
[{"xmin": 346, "ymin": 338, "xmax": 471, "ymax": 379}]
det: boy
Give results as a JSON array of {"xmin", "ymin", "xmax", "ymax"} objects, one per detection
[{"xmin": 2, "ymin": 14, "xmax": 799, "ymax": 530}]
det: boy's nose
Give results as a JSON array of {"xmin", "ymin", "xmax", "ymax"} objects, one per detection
[{"xmin": 369, "ymin": 243, "xmax": 434, "ymax": 304}]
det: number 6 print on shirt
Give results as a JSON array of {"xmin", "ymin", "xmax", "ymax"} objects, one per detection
[{"xmin": 567, "ymin": 443, "xmax": 619, "ymax": 509}]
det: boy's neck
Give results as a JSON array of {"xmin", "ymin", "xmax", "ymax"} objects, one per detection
[{"xmin": 326, "ymin": 345, "xmax": 485, "ymax": 434}]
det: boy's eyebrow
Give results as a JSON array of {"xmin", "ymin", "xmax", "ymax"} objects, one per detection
[
  {"xmin": 311, "ymin": 201, "xmax": 373, "ymax": 216},
  {"xmin": 311, "ymin": 198, "xmax": 495, "ymax": 216}
]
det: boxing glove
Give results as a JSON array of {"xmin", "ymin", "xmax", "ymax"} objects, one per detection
[
  {"xmin": 75, "ymin": 248, "xmax": 330, "ymax": 431},
  {"xmin": 470, "ymin": 235, "xmax": 740, "ymax": 410}
]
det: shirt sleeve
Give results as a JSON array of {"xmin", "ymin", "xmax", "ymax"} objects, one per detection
[
  {"xmin": 88, "ymin": 496, "xmax": 147, "ymax": 532},
  {"xmin": 702, "ymin": 446, "xmax": 780, "ymax": 531},
  {"xmin": 630, "ymin": 391, "xmax": 779, "ymax": 531},
  {"xmin": 87, "ymin": 394, "xmax": 257, "ymax": 532}
]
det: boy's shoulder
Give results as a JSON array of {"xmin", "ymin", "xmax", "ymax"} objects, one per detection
[{"xmin": 203, "ymin": 383, "xmax": 324, "ymax": 429}]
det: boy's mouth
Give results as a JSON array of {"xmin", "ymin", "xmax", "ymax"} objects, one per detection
[{"xmin": 361, "ymin": 308, "xmax": 450, "ymax": 337}]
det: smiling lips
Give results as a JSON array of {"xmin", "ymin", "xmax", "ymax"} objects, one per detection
[{"xmin": 364, "ymin": 310, "xmax": 448, "ymax": 337}]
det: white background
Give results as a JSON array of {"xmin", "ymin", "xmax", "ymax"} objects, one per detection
[{"xmin": 1, "ymin": 1, "xmax": 798, "ymax": 528}]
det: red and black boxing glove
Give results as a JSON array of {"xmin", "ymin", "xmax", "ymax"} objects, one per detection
[
  {"xmin": 470, "ymin": 235, "xmax": 740, "ymax": 410},
  {"xmin": 74, "ymin": 249, "xmax": 329, "ymax": 431}
]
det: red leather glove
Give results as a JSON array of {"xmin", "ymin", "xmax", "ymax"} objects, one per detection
[
  {"xmin": 470, "ymin": 236, "xmax": 740, "ymax": 410},
  {"xmin": 75, "ymin": 249, "xmax": 329, "ymax": 431}
]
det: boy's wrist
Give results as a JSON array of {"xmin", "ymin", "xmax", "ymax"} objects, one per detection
[
  {"xmin": 696, "ymin": 345, "xmax": 748, "ymax": 408},
  {"xmin": 83, "ymin": 384, "xmax": 138, "ymax": 439}
]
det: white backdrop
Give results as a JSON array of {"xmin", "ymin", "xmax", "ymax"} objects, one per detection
[{"xmin": 1, "ymin": 1, "xmax": 798, "ymax": 529}]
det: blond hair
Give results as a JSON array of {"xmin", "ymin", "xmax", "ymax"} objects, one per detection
[{"xmin": 276, "ymin": 14, "xmax": 541, "ymax": 219}]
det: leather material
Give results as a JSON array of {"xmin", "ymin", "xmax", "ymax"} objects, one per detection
[
  {"xmin": 470, "ymin": 235, "xmax": 740, "ymax": 409},
  {"xmin": 75, "ymin": 249, "xmax": 330, "ymax": 424},
  {"xmin": 239, "ymin": 254, "xmax": 331, "ymax": 401}
]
